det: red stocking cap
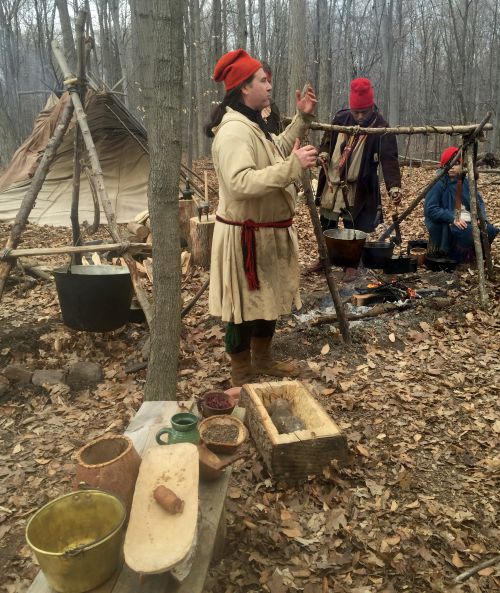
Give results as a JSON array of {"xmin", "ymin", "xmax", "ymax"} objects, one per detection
[
  {"xmin": 213, "ymin": 49, "xmax": 262, "ymax": 91},
  {"xmin": 440, "ymin": 146, "xmax": 460, "ymax": 168},
  {"xmin": 350, "ymin": 78, "xmax": 375, "ymax": 110}
]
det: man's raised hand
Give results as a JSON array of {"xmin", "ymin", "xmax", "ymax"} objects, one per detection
[
  {"xmin": 292, "ymin": 138, "xmax": 318, "ymax": 170},
  {"xmin": 296, "ymin": 85, "xmax": 318, "ymax": 115}
]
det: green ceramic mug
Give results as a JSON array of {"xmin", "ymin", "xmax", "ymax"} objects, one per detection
[{"xmin": 155, "ymin": 413, "xmax": 200, "ymax": 445}]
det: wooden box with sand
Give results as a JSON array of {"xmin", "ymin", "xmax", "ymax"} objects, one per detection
[{"xmin": 240, "ymin": 381, "xmax": 347, "ymax": 481}]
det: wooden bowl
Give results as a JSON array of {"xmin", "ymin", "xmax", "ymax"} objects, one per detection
[
  {"xmin": 199, "ymin": 391, "xmax": 236, "ymax": 418},
  {"xmin": 198, "ymin": 415, "xmax": 247, "ymax": 454}
]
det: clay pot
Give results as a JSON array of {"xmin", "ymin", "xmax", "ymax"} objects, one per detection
[
  {"xmin": 74, "ymin": 434, "xmax": 141, "ymax": 516},
  {"xmin": 198, "ymin": 391, "xmax": 236, "ymax": 418}
]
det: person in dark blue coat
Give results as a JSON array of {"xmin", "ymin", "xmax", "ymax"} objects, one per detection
[{"xmin": 424, "ymin": 146, "xmax": 499, "ymax": 263}]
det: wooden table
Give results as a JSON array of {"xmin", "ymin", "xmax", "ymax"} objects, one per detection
[{"xmin": 28, "ymin": 401, "xmax": 244, "ymax": 593}]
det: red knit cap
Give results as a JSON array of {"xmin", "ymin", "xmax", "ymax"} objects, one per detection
[
  {"xmin": 349, "ymin": 78, "xmax": 375, "ymax": 110},
  {"xmin": 213, "ymin": 49, "xmax": 262, "ymax": 91},
  {"xmin": 440, "ymin": 146, "xmax": 460, "ymax": 168}
]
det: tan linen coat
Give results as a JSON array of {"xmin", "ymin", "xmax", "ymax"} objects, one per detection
[{"xmin": 209, "ymin": 107, "xmax": 313, "ymax": 324}]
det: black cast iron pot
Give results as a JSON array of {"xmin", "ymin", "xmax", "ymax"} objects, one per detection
[
  {"xmin": 362, "ymin": 241, "xmax": 395, "ymax": 268},
  {"xmin": 424, "ymin": 256, "xmax": 458, "ymax": 272},
  {"xmin": 382, "ymin": 256, "xmax": 418, "ymax": 274},
  {"xmin": 54, "ymin": 265, "xmax": 133, "ymax": 332}
]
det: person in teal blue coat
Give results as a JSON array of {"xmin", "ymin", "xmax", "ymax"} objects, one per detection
[{"xmin": 424, "ymin": 147, "xmax": 499, "ymax": 262}]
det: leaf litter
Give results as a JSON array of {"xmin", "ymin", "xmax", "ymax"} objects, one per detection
[{"xmin": 0, "ymin": 165, "xmax": 499, "ymax": 592}]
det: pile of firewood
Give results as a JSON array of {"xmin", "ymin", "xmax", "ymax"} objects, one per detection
[
  {"xmin": 126, "ymin": 209, "xmax": 152, "ymax": 246},
  {"xmin": 126, "ymin": 197, "xmax": 213, "ymax": 272}
]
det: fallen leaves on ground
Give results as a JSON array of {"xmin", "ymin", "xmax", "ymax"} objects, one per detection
[{"xmin": 1, "ymin": 165, "xmax": 499, "ymax": 592}]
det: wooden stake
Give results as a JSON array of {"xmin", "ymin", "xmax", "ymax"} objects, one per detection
[
  {"xmin": 52, "ymin": 40, "xmax": 153, "ymax": 327},
  {"xmin": 471, "ymin": 145, "xmax": 495, "ymax": 280},
  {"xmin": 302, "ymin": 171, "xmax": 351, "ymax": 344},
  {"xmin": 464, "ymin": 146, "xmax": 488, "ymax": 306},
  {"xmin": 0, "ymin": 101, "xmax": 75, "ymax": 301}
]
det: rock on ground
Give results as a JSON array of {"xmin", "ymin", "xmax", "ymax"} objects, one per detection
[{"xmin": 67, "ymin": 361, "xmax": 103, "ymax": 388}]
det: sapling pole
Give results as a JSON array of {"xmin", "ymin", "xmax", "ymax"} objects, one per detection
[
  {"xmin": 464, "ymin": 146, "xmax": 488, "ymax": 306},
  {"xmin": 283, "ymin": 118, "xmax": 494, "ymax": 136},
  {"xmin": 70, "ymin": 9, "xmax": 88, "ymax": 264},
  {"xmin": 302, "ymin": 172, "xmax": 351, "ymax": 344}
]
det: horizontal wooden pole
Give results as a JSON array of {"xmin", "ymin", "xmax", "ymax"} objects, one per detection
[
  {"xmin": 283, "ymin": 117, "xmax": 493, "ymax": 136},
  {"xmin": 3, "ymin": 242, "xmax": 151, "ymax": 259}
]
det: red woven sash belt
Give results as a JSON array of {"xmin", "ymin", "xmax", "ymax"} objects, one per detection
[{"xmin": 216, "ymin": 214, "xmax": 293, "ymax": 290}]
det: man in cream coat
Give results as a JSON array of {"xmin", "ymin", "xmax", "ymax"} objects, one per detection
[{"xmin": 207, "ymin": 49, "xmax": 318, "ymax": 386}]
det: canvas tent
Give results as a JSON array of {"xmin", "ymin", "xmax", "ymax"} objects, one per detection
[{"xmin": 0, "ymin": 90, "xmax": 149, "ymax": 226}]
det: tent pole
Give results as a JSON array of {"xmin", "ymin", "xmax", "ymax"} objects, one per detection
[
  {"xmin": 0, "ymin": 101, "xmax": 75, "ymax": 302},
  {"xmin": 70, "ymin": 10, "xmax": 88, "ymax": 264},
  {"xmin": 52, "ymin": 40, "xmax": 153, "ymax": 327}
]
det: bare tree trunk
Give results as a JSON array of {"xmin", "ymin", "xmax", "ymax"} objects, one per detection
[
  {"xmin": 259, "ymin": 0, "xmax": 267, "ymax": 62},
  {"xmin": 211, "ymin": 0, "xmax": 223, "ymax": 101},
  {"xmin": 492, "ymin": 1, "xmax": 500, "ymax": 152},
  {"xmin": 237, "ymin": 0, "xmax": 247, "ymax": 49},
  {"xmin": 376, "ymin": 0, "xmax": 396, "ymax": 120},
  {"xmin": 317, "ymin": 0, "xmax": 331, "ymax": 123},
  {"xmin": 109, "ymin": 0, "xmax": 129, "ymax": 107},
  {"xmin": 55, "ymin": 0, "xmax": 77, "ymax": 71},
  {"xmin": 0, "ymin": 2, "xmax": 23, "ymax": 161},
  {"xmin": 145, "ymin": 0, "xmax": 184, "ymax": 402},
  {"xmin": 288, "ymin": 0, "xmax": 306, "ymax": 114},
  {"xmin": 447, "ymin": 0, "xmax": 469, "ymax": 121},
  {"xmin": 248, "ymin": 0, "xmax": 255, "ymax": 56},
  {"xmin": 131, "ymin": 0, "xmax": 153, "ymax": 117},
  {"xmin": 185, "ymin": 2, "xmax": 195, "ymax": 170},
  {"xmin": 192, "ymin": 0, "xmax": 205, "ymax": 157},
  {"xmin": 222, "ymin": 0, "xmax": 228, "ymax": 53}
]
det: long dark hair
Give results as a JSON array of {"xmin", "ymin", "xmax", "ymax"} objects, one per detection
[{"xmin": 204, "ymin": 72, "xmax": 256, "ymax": 138}]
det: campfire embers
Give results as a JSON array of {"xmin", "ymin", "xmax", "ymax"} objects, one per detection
[{"xmin": 351, "ymin": 280, "xmax": 419, "ymax": 306}]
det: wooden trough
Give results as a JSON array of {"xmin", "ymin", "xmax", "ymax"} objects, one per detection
[{"xmin": 240, "ymin": 380, "xmax": 347, "ymax": 481}]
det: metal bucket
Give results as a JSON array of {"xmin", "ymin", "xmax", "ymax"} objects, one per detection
[
  {"xmin": 54, "ymin": 265, "xmax": 132, "ymax": 332},
  {"xmin": 323, "ymin": 229, "xmax": 367, "ymax": 268},
  {"xmin": 26, "ymin": 490, "xmax": 126, "ymax": 593}
]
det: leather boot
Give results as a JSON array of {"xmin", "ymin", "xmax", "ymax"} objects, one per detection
[
  {"xmin": 251, "ymin": 336, "xmax": 299, "ymax": 378},
  {"xmin": 229, "ymin": 350, "xmax": 253, "ymax": 387}
]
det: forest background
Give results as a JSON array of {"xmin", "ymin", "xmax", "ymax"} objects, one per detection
[{"xmin": 1, "ymin": 0, "xmax": 500, "ymax": 170}]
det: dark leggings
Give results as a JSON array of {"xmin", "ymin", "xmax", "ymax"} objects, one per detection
[
  {"xmin": 225, "ymin": 319, "xmax": 276, "ymax": 354},
  {"xmin": 320, "ymin": 215, "xmax": 356, "ymax": 232}
]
